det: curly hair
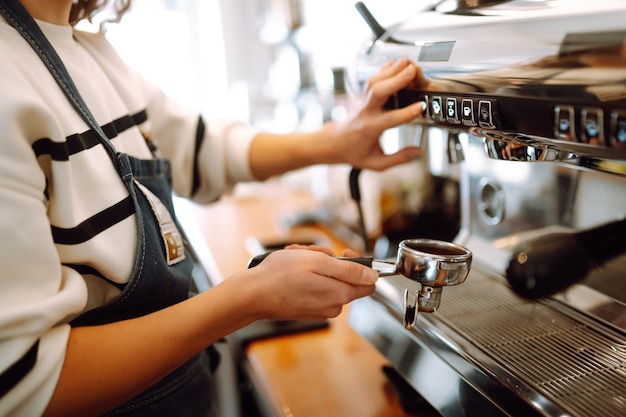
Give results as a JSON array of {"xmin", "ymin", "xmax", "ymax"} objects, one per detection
[{"xmin": 69, "ymin": 0, "xmax": 132, "ymax": 27}]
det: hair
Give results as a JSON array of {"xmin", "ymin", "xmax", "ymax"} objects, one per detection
[{"xmin": 69, "ymin": 0, "xmax": 132, "ymax": 27}]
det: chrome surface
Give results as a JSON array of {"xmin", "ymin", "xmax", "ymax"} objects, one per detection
[
  {"xmin": 370, "ymin": 259, "xmax": 397, "ymax": 276},
  {"xmin": 351, "ymin": 120, "xmax": 626, "ymax": 416},
  {"xmin": 348, "ymin": 1, "xmax": 626, "ymax": 416},
  {"xmin": 482, "ymin": 136, "xmax": 574, "ymax": 162},
  {"xmin": 349, "ymin": 263, "xmax": 626, "ymax": 417},
  {"xmin": 367, "ymin": 239, "xmax": 473, "ymax": 329},
  {"xmin": 351, "ymin": 0, "xmax": 626, "ymax": 166},
  {"xmin": 395, "ymin": 239, "xmax": 472, "ymax": 286},
  {"xmin": 392, "ymin": 239, "xmax": 472, "ymax": 329}
]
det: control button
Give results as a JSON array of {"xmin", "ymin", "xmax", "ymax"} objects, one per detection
[
  {"xmin": 423, "ymin": 95, "xmax": 430, "ymax": 119},
  {"xmin": 431, "ymin": 96, "xmax": 444, "ymax": 121},
  {"xmin": 610, "ymin": 109, "xmax": 626, "ymax": 150},
  {"xmin": 478, "ymin": 100, "xmax": 496, "ymax": 129},
  {"xmin": 581, "ymin": 107, "xmax": 604, "ymax": 145},
  {"xmin": 461, "ymin": 99, "xmax": 476, "ymax": 126},
  {"xmin": 554, "ymin": 105, "xmax": 576, "ymax": 141},
  {"xmin": 446, "ymin": 97, "xmax": 460, "ymax": 124}
]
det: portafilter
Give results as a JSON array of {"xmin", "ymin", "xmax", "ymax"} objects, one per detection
[{"xmin": 248, "ymin": 238, "xmax": 472, "ymax": 330}]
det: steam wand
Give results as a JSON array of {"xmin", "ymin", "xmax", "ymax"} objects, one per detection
[
  {"xmin": 506, "ymin": 218, "xmax": 626, "ymax": 298},
  {"xmin": 354, "ymin": 2, "xmax": 410, "ymax": 46},
  {"xmin": 349, "ymin": 167, "xmax": 372, "ymax": 254}
]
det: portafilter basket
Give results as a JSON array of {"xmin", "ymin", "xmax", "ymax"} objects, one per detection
[{"xmin": 394, "ymin": 239, "xmax": 472, "ymax": 329}]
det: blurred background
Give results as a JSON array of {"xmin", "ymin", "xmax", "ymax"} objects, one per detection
[
  {"xmin": 80, "ymin": 0, "xmax": 445, "ymax": 252},
  {"xmin": 83, "ymin": 0, "xmax": 423, "ymax": 125}
]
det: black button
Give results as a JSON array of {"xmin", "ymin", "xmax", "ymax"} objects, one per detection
[
  {"xmin": 446, "ymin": 97, "xmax": 460, "ymax": 124},
  {"xmin": 610, "ymin": 110, "xmax": 626, "ymax": 149},
  {"xmin": 478, "ymin": 100, "xmax": 496, "ymax": 129},
  {"xmin": 431, "ymin": 96, "xmax": 444, "ymax": 121},
  {"xmin": 581, "ymin": 107, "xmax": 604, "ymax": 145},
  {"xmin": 461, "ymin": 99, "xmax": 476, "ymax": 126},
  {"xmin": 554, "ymin": 105, "xmax": 576, "ymax": 141}
]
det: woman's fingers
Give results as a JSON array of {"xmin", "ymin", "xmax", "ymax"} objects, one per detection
[
  {"xmin": 284, "ymin": 244, "xmax": 334, "ymax": 256},
  {"xmin": 362, "ymin": 146, "xmax": 423, "ymax": 171},
  {"xmin": 341, "ymin": 248, "xmax": 360, "ymax": 257},
  {"xmin": 363, "ymin": 59, "xmax": 430, "ymax": 115},
  {"xmin": 246, "ymin": 248, "xmax": 379, "ymax": 321},
  {"xmin": 376, "ymin": 100, "xmax": 426, "ymax": 133},
  {"xmin": 365, "ymin": 58, "xmax": 411, "ymax": 87},
  {"xmin": 364, "ymin": 64, "xmax": 417, "ymax": 109},
  {"xmin": 322, "ymin": 255, "xmax": 378, "ymax": 286},
  {"xmin": 263, "ymin": 249, "xmax": 378, "ymax": 287}
]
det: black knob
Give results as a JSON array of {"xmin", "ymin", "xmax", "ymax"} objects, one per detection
[{"xmin": 506, "ymin": 218, "xmax": 626, "ymax": 298}]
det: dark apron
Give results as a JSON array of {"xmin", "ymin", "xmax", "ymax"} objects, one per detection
[{"xmin": 0, "ymin": 1, "xmax": 218, "ymax": 415}]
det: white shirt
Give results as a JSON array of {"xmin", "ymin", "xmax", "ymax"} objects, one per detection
[{"xmin": 0, "ymin": 17, "xmax": 257, "ymax": 417}]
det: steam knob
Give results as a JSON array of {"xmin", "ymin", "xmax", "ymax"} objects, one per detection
[{"xmin": 506, "ymin": 218, "xmax": 626, "ymax": 298}]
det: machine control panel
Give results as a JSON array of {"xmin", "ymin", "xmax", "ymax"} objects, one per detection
[
  {"xmin": 553, "ymin": 104, "xmax": 626, "ymax": 152},
  {"xmin": 385, "ymin": 89, "xmax": 626, "ymax": 160},
  {"xmin": 422, "ymin": 95, "xmax": 499, "ymax": 130},
  {"xmin": 418, "ymin": 94, "xmax": 501, "ymax": 132}
]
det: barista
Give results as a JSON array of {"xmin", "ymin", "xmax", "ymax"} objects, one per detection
[{"xmin": 0, "ymin": 1, "xmax": 427, "ymax": 416}]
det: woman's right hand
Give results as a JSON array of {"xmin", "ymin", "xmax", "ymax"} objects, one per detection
[{"xmin": 229, "ymin": 248, "xmax": 378, "ymax": 322}]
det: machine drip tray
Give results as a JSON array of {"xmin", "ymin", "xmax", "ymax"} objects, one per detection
[{"xmin": 349, "ymin": 266, "xmax": 626, "ymax": 417}]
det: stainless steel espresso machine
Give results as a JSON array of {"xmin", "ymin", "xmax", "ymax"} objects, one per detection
[{"xmin": 347, "ymin": 1, "xmax": 626, "ymax": 416}]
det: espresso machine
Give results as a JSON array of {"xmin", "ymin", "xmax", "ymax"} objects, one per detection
[{"xmin": 347, "ymin": 1, "xmax": 626, "ymax": 416}]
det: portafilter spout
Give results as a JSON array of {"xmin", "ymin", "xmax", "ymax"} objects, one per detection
[{"xmin": 247, "ymin": 238, "xmax": 472, "ymax": 330}]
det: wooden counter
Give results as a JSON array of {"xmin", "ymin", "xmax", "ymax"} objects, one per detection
[{"xmin": 176, "ymin": 183, "xmax": 441, "ymax": 417}]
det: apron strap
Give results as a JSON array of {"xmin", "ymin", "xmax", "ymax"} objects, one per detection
[{"xmin": 0, "ymin": 0, "xmax": 119, "ymax": 164}]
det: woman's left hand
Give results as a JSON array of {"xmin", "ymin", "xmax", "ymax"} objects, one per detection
[
  {"xmin": 248, "ymin": 59, "xmax": 429, "ymax": 180},
  {"xmin": 327, "ymin": 58, "xmax": 428, "ymax": 171}
]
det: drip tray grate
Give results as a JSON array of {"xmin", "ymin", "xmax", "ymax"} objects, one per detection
[{"xmin": 436, "ymin": 270, "xmax": 626, "ymax": 417}]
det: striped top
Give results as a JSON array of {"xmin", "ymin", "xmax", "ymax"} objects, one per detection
[{"xmin": 0, "ymin": 17, "xmax": 257, "ymax": 417}]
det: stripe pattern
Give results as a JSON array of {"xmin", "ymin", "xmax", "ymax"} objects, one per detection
[
  {"xmin": 33, "ymin": 111, "xmax": 150, "ymax": 279},
  {"xmin": 0, "ymin": 110, "xmax": 149, "ymax": 397},
  {"xmin": 0, "ymin": 341, "xmax": 39, "ymax": 399},
  {"xmin": 31, "ymin": 110, "xmax": 147, "ymax": 161}
]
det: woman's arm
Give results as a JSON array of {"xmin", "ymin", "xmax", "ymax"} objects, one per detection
[
  {"xmin": 249, "ymin": 59, "xmax": 427, "ymax": 180},
  {"xmin": 43, "ymin": 249, "xmax": 378, "ymax": 417}
]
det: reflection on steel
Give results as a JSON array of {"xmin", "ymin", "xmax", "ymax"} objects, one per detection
[
  {"xmin": 349, "ymin": 264, "xmax": 626, "ymax": 417},
  {"xmin": 482, "ymin": 136, "xmax": 571, "ymax": 162},
  {"xmin": 387, "ymin": 239, "xmax": 472, "ymax": 329},
  {"xmin": 350, "ymin": 1, "xmax": 626, "ymax": 416},
  {"xmin": 395, "ymin": 239, "xmax": 472, "ymax": 286},
  {"xmin": 446, "ymin": 131, "xmax": 465, "ymax": 163}
]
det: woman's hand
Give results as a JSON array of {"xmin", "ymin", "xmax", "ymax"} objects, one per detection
[
  {"xmin": 248, "ymin": 59, "xmax": 430, "ymax": 180},
  {"xmin": 326, "ymin": 58, "xmax": 429, "ymax": 171},
  {"xmin": 284, "ymin": 243, "xmax": 361, "ymax": 258},
  {"xmin": 234, "ymin": 248, "xmax": 378, "ymax": 322}
]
